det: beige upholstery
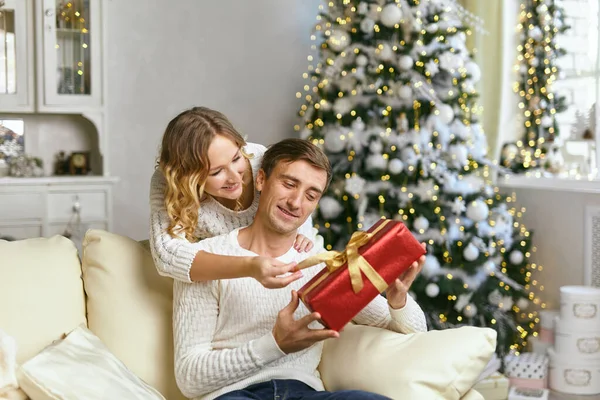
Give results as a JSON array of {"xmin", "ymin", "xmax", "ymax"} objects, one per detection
[
  {"xmin": 81, "ymin": 230, "xmax": 185, "ymax": 400},
  {"xmin": 0, "ymin": 236, "xmax": 86, "ymax": 364},
  {"xmin": 1, "ymin": 230, "xmax": 495, "ymax": 400},
  {"xmin": 320, "ymin": 324, "xmax": 495, "ymax": 399}
]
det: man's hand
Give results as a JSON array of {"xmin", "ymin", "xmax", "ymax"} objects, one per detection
[
  {"xmin": 386, "ymin": 243, "xmax": 427, "ymax": 309},
  {"xmin": 249, "ymin": 257, "xmax": 303, "ymax": 289},
  {"xmin": 273, "ymin": 290, "xmax": 339, "ymax": 354}
]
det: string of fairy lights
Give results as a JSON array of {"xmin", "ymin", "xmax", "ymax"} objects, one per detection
[
  {"xmin": 505, "ymin": 0, "xmax": 568, "ymax": 171},
  {"xmin": 295, "ymin": 0, "xmax": 547, "ymax": 355}
]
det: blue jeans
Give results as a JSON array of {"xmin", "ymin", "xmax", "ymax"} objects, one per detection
[{"xmin": 214, "ymin": 379, "xmax": 392, "ymax": 400}]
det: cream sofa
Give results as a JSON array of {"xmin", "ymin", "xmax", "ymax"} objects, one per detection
[{"xmin": 0, "ymin": 230, "xmax": 495, "ymax": 400}]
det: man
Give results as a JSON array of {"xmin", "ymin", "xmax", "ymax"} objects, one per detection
[{"xmin": 174, "ymin": 138, "xmax": 427, "ymax": 400}]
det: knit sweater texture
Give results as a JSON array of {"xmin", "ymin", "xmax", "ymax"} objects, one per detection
[{"xmin": 173, "ymin": 229, "xmax": 428, "ymax": 400}]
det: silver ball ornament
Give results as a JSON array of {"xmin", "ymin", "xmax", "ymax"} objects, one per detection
[
  {"xmin": 380, "ymin": 4, "xmax": 403, "ymax": 27},
  {"xmin": 425, "ymin": 283, "xmax": 440, "ymax": 297},
  {"xmin": 466, "ymin": 200, "xmax": 489, "ymax": 222},
  {"xmin": 388, "ymin": 158, "xmax": 404, "ymax": 174},
  {"xmin": 509, "ymin": 250, "xmax": 524, "ymax": 265},
  {"xmin": 463, "ymin": 243, "xmax": 479, "ymax": 262}
]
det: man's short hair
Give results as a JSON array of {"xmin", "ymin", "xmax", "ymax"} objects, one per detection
[{"xmin": 261, "ymin": 138, "xmax": 332, "ymax": 191}]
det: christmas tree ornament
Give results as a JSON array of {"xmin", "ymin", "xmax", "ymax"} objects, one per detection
[
  {"xmin": 517, "ymin": 298, "xmax": 529, "ymax": 310},
  {"xmin": 425, "ymin": 283, "xmax": 440, "ymax": 298},
  {"xmin": 463, "ymin": 304, "xmax": 477, "ymax": 318},
  {"xmin": 351, "ymin": 118, "xmax": 366, "ymax": 133},
  {"xmin": 366, "ymin": 154, "xmax": 388, "ymax": 170},
  {"xmin": 529, "ymin": 26, "xmax": 543, "ymax": 41},
  {"xmin": 422, "ymin": 255, "xmax": 441, "ymax": 278},
  {"xmin": 397, "ymin": 85, "xmax": 412, "ymax": 100},
  {"xmin": 466, "ymin": 199, "xmax": 489, "ymax": 222},
  {"xmin": 357, "ymin": 2, "xmax": 368, "ymax": 15},
  {"xmin": 319, "ymin": 196, "xmax": 344, "ymax": 219},
  {"xmin": 360, "ymin": 18, "xmax": 376, "ymax": 34},
  {"xmin": 369, "ymin": 140, "xmax": 384, "ymax": 154},
  {"xmin": 376, "ymin": 43, "xmax": 395, "ymax": 61},
  {"xmin": 327, "ymin": 29, "xmax": 350, "ymax": 52},
  {"xmin": 388, "ymin": 158, "xmax": 404, "ymax": 174},
  {"xmin": 398, "ymin": 55, "xmax": 414, "ymax": 71},
  {"xmin": 413, "ymin": 215, "xmax": 430, "ymax": 232},
  {"xmin": 436, "ymin": 103, "xmax": 455, "ymax": 124},
  {"xmin": 355, "ymin": 54, "xmax": 369, "ymax": 67},
  {"xmin": 333, "ymin": 97, "xmax": 353, "ymax": 116},
  {"xmin": 380, "ymin": 3, "xmax": 403, "ymax": 28},
  {"xmin": 509, "ymin": 250, "xmax": 524, "ymax": 265},
  {"xmin": 323, "ymin": 129, "xmax": 348, "ymax": 153},
  {"xmin": 483, "ymin": 260, "xmax": 497, "ymax": 274},
  {"xmin": 463, "ymin": 243, "xmax": 480, "ymax": 262}
]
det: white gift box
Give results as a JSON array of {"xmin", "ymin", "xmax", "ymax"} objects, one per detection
[
  {"xmin": 473, "ymin": 372, "xmax": 509, "ymax": 400},
  {"xmin": 554, "ymin": 315, "xmax": 600, "ymax": 360},
  {"xmin": 559, "ymin": 286, "xmax": 600, "ymax": 327},
  {"xmin": 504, "ymin": 352, "xmax": 548, "ymax": 389},
  {"xmin": 548, "ymin": 347, "xmax": 600, "ymax": 395},
  {"xmin": 507, "ymin": 386, "xmax": 549, "ymax": 400}
]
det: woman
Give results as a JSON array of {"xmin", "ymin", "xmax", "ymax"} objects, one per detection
[{"xmin": 149, "ymin": 107, "xmax": 316, "ymax": 287}]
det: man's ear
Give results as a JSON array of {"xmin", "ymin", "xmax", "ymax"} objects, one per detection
[{"xmin": 256, "ymin": 169, "xmax": 266, "ymax": 192}]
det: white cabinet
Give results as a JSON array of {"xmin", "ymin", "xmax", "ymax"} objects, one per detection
[
  {"xmin": 0, "ymin": 0, "xmax": 104, "ymax": 112},
  {"xmin": 36, "ymin": 0, "xmax": 103, "ymax": 111},
  {"xmin": 0, "ymin": 0, "xmax": 34, "ymax": 112},
  {"xmin": 0, "ymin": 176, "xmax": 117, "ymax": 241}
]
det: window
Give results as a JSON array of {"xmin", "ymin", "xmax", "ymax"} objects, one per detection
[{"xmin": 554, "ymin": 0, "xmax": 599, "ymax": 177}]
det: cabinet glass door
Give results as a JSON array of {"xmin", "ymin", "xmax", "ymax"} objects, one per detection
[
  {"xmin": 0, "ymin": 0, "xmax": 32, "ymax": 111},
  {"xmin": 41, "ymin": 0, "xmax": 101, "ymax": 108}
]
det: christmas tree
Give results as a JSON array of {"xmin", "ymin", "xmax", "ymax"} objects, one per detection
[
  {"xmin": 295, "ymin": 0, "xmax": 545, "ymax": 358},
  {"xmin": 502, "ymin": 0, "xmax": 569, "ymax": 172}
]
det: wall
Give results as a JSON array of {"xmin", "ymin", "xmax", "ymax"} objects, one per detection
[
  {"xmin": 104, "ymin": 0, "xmax": 321, "ymax": 240},
  {"xmin": 496, "ymin": 181, "xmax": 600, "ymax": 309}
]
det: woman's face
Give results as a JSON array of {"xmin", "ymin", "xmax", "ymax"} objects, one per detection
[{"xmin": 204, "ymin": 135, "xmax": 247, "ymax": 201}]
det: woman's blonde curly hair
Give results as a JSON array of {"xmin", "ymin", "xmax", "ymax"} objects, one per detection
[{"xmin": 158, "ymin": 107, "xmax": 248, "ymax": 241}]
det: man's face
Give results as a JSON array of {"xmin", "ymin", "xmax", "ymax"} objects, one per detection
[{"xmin": 256, "ymin": 159, "xmax": 327, "ymax": 235}]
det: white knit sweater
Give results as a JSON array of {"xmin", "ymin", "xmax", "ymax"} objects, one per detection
[
  {"xmin": 173, "ymin": 229, "xmax": 428, "ymax": 400},
  {"xmin": 149, "ymin": 142, "xmax": 315, "ymax": 282}
]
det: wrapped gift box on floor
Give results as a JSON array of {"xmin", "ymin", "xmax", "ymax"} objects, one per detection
[
  {"xmin": 296, "ymin": 218, "xmax": 426, "ymax": 331},
  {"xmin": 473, "ymin": 372, "xmax": 509, "ymax": 400},
  {"xmin": 508, "ymin": 386, "xmax": 549, "ymax": 400},
  {"xmin": 505, "ymin": 352, "xmax": 549, "ymax": 389}
]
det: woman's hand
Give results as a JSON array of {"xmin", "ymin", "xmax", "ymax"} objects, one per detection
[
  {"xmin": 293, "ymin": 234, "xmax": 314, "ymax": 252},
  {"xmin": 249, "ymin": 257, "xmax": 303, "ymax": 289}
]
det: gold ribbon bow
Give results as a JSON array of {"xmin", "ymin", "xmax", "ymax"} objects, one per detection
[{"xmin": 296, "ymin": 219, "xmax": 391, "ymax": 295}]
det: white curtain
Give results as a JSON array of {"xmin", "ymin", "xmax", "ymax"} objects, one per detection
[{"xmin": 458, "ymin": 0, "xmax": 521, "ymax": 161}]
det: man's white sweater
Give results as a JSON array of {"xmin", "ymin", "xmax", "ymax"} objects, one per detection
[{"xmin": 174, "ymin": 229, "xmax": 428, "ymax": 400}]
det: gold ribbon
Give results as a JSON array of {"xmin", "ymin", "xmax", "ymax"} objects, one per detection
[{"xmin": 296, "ymin": 219, "xmax": 391, "ymax": 295}]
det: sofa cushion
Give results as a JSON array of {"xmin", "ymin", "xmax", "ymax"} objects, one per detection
[
  {"xmin": 319, "ymin": 324, "xmax": 497, "ymax": 400},
  {"xmin": 81, "ymin": 230, "xmax": 185, "ymax": 400},
  {"xmin": 0, "ymin": 236, "xmax": 86, "ymax": 365},
  {"xmin": 18, "ymin": 325, "xmax": 165, "ymax": 400}
]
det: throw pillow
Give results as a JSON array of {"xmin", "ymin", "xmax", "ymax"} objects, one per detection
[
  {"xmin": 318, "ymin": 324, "xmax": 497, "ymax": 400},
  {"xmin": 17, "ymin": 325, "xmax": 165, "ymax": 400}
]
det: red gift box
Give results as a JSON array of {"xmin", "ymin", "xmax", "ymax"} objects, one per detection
[{"xmin": 296, "ymin": 218, "xmax": 426, "ymax": 331}]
